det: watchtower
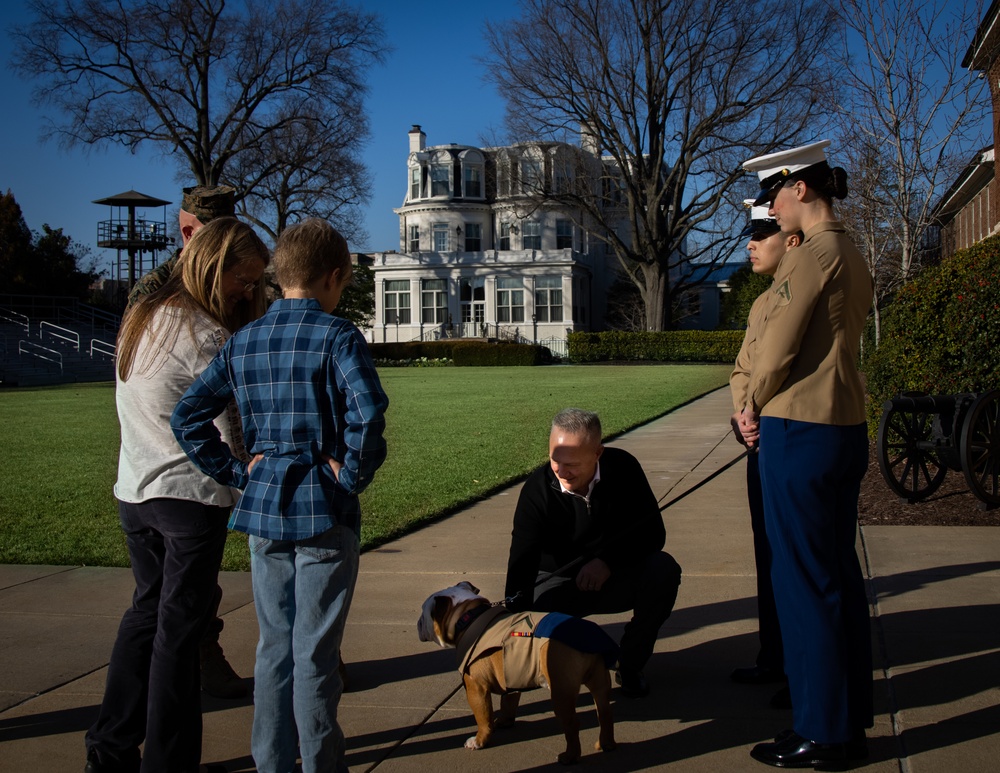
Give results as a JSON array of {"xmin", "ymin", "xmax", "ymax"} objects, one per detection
[{"xmin": 93, "ymin": 190, "xmax": 172, "ymax": 298}]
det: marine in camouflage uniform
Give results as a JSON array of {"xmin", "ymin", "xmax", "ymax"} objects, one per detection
[{"xmin": 126, "ymin": 185, "xmax": 237, "ymax": 309}]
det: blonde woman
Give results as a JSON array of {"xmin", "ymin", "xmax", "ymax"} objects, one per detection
[{"xmin": 85, "ymin": 217, "xmax": 269, "ymax": 773}]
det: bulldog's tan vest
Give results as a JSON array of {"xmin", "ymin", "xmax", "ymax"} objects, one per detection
[{"xmin": 456, "ymin": 607, "xmax": 554, "ymax": 691}]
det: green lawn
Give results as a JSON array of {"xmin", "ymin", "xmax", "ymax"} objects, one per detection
[{"xmin": 0, "ymin": 364, "xmax": 728, "ymax": 570}]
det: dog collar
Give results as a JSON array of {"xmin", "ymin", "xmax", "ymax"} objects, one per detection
[{"xmin": 454, "ymin": 603, "xmax": 491, "ymax": 637}]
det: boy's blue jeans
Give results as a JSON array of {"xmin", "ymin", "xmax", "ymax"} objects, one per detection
[{"xmin": 249, "ymin": 524, "xmax": 360, "ymax": 773}]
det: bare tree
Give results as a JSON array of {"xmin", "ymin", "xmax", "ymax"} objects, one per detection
[
  {"xmin": 229, "ymin": 107, "xmax": 372, "ymax": 243},
  {"xmin": 483, "ymin": 0, "xmax": 838, "ymax": 330},
  {"xmin": 11, "ymin": 0, "xmax": 386, "ymax": 236},
  {"xmin": 833, "ymin": 0, "xmax": 988, "ymax": 289},
  {"xmin": 836, "ymin": 128, "xmax": 903, "ymax": 347}
]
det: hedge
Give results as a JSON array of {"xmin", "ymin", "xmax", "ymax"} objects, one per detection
[
  {"xmin": 568, "ymin": 330, "xmax": 744, "ymax": 363},
  {"xmin": 862, "ymin": 234, "xmax": 1000, "ymax": 432},
  {"xmin": 369, "ymin": 340, "xmax": 549, "ymax": 366}
]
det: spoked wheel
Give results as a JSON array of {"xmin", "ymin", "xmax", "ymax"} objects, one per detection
[
  {"xmin": 959, "ymin": 390, "xmax": 1000, "ymax": 508},
  {"xmin": 877, "ymin": 404, "xmax": 947, "ymax": 502}
]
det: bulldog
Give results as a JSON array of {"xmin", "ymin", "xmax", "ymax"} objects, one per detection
[{"xmin": 417, "ymin": 581, "xmax": 618, "ymax": 765}]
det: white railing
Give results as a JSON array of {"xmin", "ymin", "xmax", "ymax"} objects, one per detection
[
  {"xmin": 19, "ymin": 340, "xmax": 63, "ymax": 374},
  {"xmin": 0, "ymin": 307, "xmax": 29, "ymax": 334},
  {"xmin": 90, "ymin": 339, "xmax": 116, "ymax": 359},
  {"xmin": 538, "ymin": 337, "xmax": 569, "ymax": 358},
  {"xmin": 40, "ymin": 321, "xmax": 80, "ymax": 352}
]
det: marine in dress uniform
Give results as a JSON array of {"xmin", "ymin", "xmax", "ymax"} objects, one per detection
[
  {"xmin": 729, "ymin": 200, "xmax": 788, "ymax": 695},
  {"xmin": 739, "ymin": 141, "xmax": 874, "ymax": 768}
]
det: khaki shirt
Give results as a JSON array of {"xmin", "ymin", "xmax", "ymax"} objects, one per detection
[
  {"xmin": 731, "ymin": 291, "xmax": 768, "ymax": 412},
  {"xmin": 746, "ymin": 221, "xmax": 872, "ymax": 425}
]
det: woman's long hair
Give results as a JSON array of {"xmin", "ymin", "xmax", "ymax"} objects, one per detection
[{"xmin": 116, "ymin": 217, "xmax": 270, "ymax": 381}]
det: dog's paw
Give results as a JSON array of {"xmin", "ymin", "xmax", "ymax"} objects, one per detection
[
  {"xmin": 596, "ymin": 738, "xmax": 618, "ymax": 752},
  {"xmin": 465, "ymin": 735, "xmax": 484, "ymax": 750},
  {"xmin": 557, "ymin": 750, "xmax": 581, "ymax": 765},
  {"xmin": 492, "ymin": 713, "xmax": 516, "ymax": 729}
]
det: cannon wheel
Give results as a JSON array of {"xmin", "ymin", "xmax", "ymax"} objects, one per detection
[
  {"xmin": 877, "ymin": 400, "xmax": 947, "ymax": 502},
  {"xmin": 959, "ymin": 390, "xmax": 1000, "ymax": 507}
]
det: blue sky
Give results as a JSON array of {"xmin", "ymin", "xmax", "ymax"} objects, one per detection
[{"xmin": 0, "ymin": 0, "xmax": 511, "ymax": 277}]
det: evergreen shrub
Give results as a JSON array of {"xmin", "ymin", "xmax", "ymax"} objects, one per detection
[
  {"xmin": 568, "ymin": 330, "xmax": 744, "ymax": 363},
  {"xmin": 862, "ymin": 234, "xmax": 1000, "ymax": 432},
  {"xmin": 369, "ymin": 340, "xmax": 548, "ymax": 366}
]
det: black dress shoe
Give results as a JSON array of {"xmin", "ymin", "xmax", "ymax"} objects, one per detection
[
  {"xmin": 731, "ymin": 665, "xmax": 786, "ymax": 684},
  {"xmin": 750, "ymin": 731, "xmax": 868, "ymax": 768}
]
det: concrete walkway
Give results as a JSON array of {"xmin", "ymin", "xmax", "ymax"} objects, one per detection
[{"xmin": 2, "ymin": 387, "xmax": 999, "ymax": 771}]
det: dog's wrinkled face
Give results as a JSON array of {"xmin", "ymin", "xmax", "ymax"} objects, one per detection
[{"xmin": 417, "ymin": 581, "xmax": 487, "ymax": 648}]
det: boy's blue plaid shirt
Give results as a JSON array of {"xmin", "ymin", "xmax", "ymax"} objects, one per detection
[{"xmin": 172, "ymin": 298, "xmax": 388, "ymax": 540}]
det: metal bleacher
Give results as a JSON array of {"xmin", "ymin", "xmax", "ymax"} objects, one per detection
[{"xmin": 0, "ymin": 296, "xmax": 119, "ymax": 387}]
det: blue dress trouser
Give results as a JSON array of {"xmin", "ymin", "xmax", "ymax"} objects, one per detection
[
  {"xmin": 86, "ymin": 498, "xmax": 229, "ymax": 773},
  {"xmin": 758, "ymin": 417, "xmax": 873, "ymax": 743},
  {"xmin": 747, "ymin": 451, "xmax": 783, "ymax": 672}
]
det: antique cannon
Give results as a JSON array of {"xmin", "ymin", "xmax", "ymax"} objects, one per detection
[{"xmin": 877, "ymin": 390, "xmax": 1000, "ymax": 508}]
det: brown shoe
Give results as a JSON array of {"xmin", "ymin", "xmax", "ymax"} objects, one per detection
[{"xmin": 200, "ymin": 641, "xmax": 247, "ymax": 699}]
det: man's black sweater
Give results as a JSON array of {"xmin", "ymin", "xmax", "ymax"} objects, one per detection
[{"xmin": 504, "ymin": 446, "xmax": 666, "ymax": 609}]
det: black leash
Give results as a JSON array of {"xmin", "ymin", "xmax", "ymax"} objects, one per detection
[
  {"xmin": 503, "ymin": 448, "xmax": 751, "ymax": 607},
  {"xmin": 655, "ymin": 448, "xmax": 751, "ymax": 512}
]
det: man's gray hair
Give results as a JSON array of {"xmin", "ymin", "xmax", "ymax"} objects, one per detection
[{"xmin": 552, "ymin": 408, "xmax": 602, "ymax": 441}]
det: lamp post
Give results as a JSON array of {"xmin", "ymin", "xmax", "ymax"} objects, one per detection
[{"xmin": 532, "ymin": 312, "xmax": 538, "ymax": 344}]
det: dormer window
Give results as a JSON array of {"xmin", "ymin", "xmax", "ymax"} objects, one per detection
[
  {"xmin": 464, "ymin": 166, "xmax": 482, "ymax": 198},
  {"xmin": 521, "ymin": 158, "xmax": 543, "ymax": 194},
  {"xmin": 431, "ymin": 164, "xmax": 450, "ymax": 197},
  {"xmin": 410, "ymin": 167, "xmax": 421, "ymax": 200}
]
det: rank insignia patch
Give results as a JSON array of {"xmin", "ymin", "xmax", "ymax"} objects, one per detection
[{"xmin": 774, "ymin": 279, "xmax": 792, "ymax": 305}]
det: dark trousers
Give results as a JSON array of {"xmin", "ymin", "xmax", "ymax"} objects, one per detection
[
  {"xmin": 759, "ymin": 418, "xmax": 873, "ymax": 744},
  {"xmin": 86, "ymin": 498, "xmax": 229, "ymax": 773},
  {"xmin": 531, "ymin": 550, "xmax": 681, "ymax": 673},
  {"xmin": 747, "ymin": 452, "xmax": 783, "ymax": 672}
]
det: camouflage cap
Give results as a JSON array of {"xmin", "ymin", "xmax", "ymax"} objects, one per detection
[{"xmin": 181, "ymin": 185, "xmax": 237, "ymax": 222}]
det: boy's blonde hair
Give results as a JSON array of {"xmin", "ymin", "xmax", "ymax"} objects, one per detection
[{"xmin": 274, "ymin": 218, "xmax": 350, "ymax": 290}]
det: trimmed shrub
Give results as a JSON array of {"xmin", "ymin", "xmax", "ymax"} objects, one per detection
[
  {"xmin": 862, "ymin": 234, "xmax": 1000, "ymax": 432},
  {"xmin": 451, "ymin": 341, "xmax": 549, "ymax": 366},
  {"xmin": 568, "ymin": 330, "xmax": 744, "ymax": 363},
  {"xmin": 370, "ymin": 340, "xmax": 548, "ymax": 366}
]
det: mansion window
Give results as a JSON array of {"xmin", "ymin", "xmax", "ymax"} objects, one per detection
[
  {"xmin": 433, "ymin": 222, "xmax": 449, "ymax": 251},
  {"xmin": 499, "ymin": 222, "xmax": 511, "ymax": 251},
  {"xmin": 410, "ymin": 167, "xmax": 421, "ymax": 200},
  {"xmin": 553, "ymin": 160, "xmax": 573, "ymax": 194},
  {"xmin": 496, "ymin": 277, "xmax": 525, "ymax": 323},
  {"xmin": 431, "ymin": 164, "xmax": 450, "ymax": 196},
  {"xmin": 534, "ymin": 276, "xmax": 563, "ymax": 322},
  {"xmin": 521, "ymin": 158, "xmax": 543, "ymax": 194},
  {"xmin": 464, "ymin": 165, "xmax": 482, "ymax": 198},
  {"xmin": 556, "ymin": 219, "xmax": 573, "ymax": 249},
  {"xmin": 497, "ymin": 161, "xmax": 511, "ymax": 196},
  {"xmin": 522, "ymin": 221, "xmax": 541, "ymax": 250},
  {"xmin": 421, "ymin": 278, "xmax": 448, "ymax": 324},
  {"xmin": 464, "ymin": 223, "xmax": 482, "ymax": 251},
  {"xmin": 384, "ymin": 280, "xmax": 411, "ymax": 324},
  {"xmin": 408, "ymin": 224, "xmax": 419, "ymax": 252}
]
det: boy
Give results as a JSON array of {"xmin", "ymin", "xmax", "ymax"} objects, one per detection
[{"xmin": 172, "ymin": 219, "xmax": 388, "ymax": 773}]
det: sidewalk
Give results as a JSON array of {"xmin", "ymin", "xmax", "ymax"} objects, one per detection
[{"xmin": 2, "ymin": 386, "xmax": 999, "ymax": 771}]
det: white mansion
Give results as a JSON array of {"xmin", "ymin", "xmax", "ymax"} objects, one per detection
[{"xmin": 364, "ymin": 125, "xmax": 624, "ymax": 349}]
